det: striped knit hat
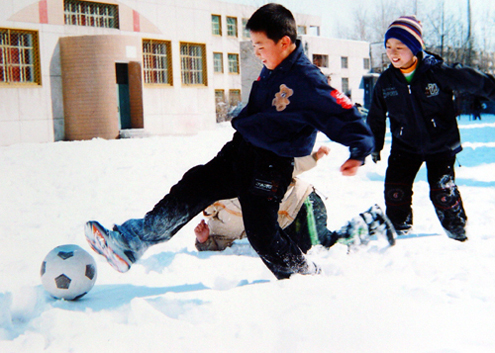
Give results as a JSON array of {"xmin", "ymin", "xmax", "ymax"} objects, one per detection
[{"xmin": 384, "ymin": 15, "xmax": 424, "ymax": 55}]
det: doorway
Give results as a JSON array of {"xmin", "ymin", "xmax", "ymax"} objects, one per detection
[{"xmin": 116, "ymin": 63, "xmax": 131, "ymax": 129}]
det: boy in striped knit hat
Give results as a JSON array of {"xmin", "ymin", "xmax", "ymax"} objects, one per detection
[{"xmin": 367, "ymin": 15, "xmax": 495, "ymax": 241}]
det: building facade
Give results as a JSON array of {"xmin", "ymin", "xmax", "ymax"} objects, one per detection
[
  {"xmin": 0, "ymin": 0, "xmax": 369, "ymax": 146},
  {"xmin": 301, "ymin": 35, "xmax": 370, "ymax": 105}
]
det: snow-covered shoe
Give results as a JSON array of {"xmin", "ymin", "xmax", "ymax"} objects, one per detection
[
  {"xmin": 84, "ymin": 221, "xmax": 135, "ymax": 273},
  {"xmin": 286, "ymin": 259, "xmax": 321, "ymax": 278},
  {"xmin": 444, "ymin": 226, "xmax": 468, "ymax": 242},
  {"xmin": 393, "ymin": 222, "xmax": 412, "ymax": 236},
  {"xmin": 299, "ymin": 260, "xmax": 321, "ymax": 276},
  {"xmin": 337, "ymin": 216, "xmax": 370, "ymax": 249},
  {"xmin": 360, "ymin": 204, "xmax": 396, "ymax": 246}
]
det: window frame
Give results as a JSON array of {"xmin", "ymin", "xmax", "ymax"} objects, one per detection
[
  {"xmin": 242, "ymin": 18, "xmax": 250, "ymax": 38},
  {"xmin": 229, "ymin": 89, "xmax": 241, "ymax": 106},
  {"xmin": 342, "ymin": 77, "xmax": 349, "ymax": 94},
  {"xmin": 226, "ymin": 16, "xmax": 238, "ymax": 37},
  {"xmin": 312, "ymin": 54, "xmax": 328, "ymax": 68},
  {"xmin": 142, "ymin": 39, "xmax": 173, "ymax": 85},
  {"xmin": 211, "ymin": 14, "xmax": 222, "ymax": 36},
  {"xmin": 363, "ymin": 57, "xmax": 370, "ymax": 70},
  {"xmin": 213, "ymin": 52, "xmax": 223, "ymax": 73},
  {"xmin": 341, "ymin": 56, "xmax": 349, "ymax": 69},
  {"xmin": 64, "ymin": 0, "xmax": 119, "ymax": 29},
  {"xmin": 227, "ymin": 53, "xmax": 239, "ymax": 74},
  {"xmin": 215, "ymin": 89, "xmax": 225, "ymax": 104},
  {"xmin": 180, "ymin": 42, "xmax": 207, "ymax": 86},
  {"xmin": 0, "ymin": 28, "xmax": 41, "ymax": 85}
]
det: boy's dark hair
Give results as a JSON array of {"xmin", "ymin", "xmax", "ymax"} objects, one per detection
[{"xmin": 246, "ymin": 3, "xmax": 297, "ymax": 43}]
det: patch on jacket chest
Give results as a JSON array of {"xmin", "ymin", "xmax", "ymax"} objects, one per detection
[
  {"xmin": 272, "ymin": 84, "xmax": 294, "ymax": 111},
  {"xmin": 330, "ymin": 89, "xmax": 353, "ymax": 109},
  {"xmin": 382, "ymin": 87, "xmax": 399, "ymax": 99},
  {"xmin": 425, "ymin": 83, "xmax": 440, "ymax": 97}
]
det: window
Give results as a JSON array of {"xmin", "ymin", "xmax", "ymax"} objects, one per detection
[
  {"xmin": 341, "ymin": 56, "xmax": 348, "ymax": 69},
  {"xmin": 226, "ymin": 17, "xmax": 238, "ymax": 37},
  {"xmin": 64, "ymin": 0, "xmax": 119, "ymax": 29},
  {"xmin": 213, "ymin": 52, "xmax": 223, "ymax": 73},
  {"xmin": 142, "ymin": 39, "xmax": 172, "ymax": 85},
  {"xmin": 212, "ymin": 15, "xmax": 222, "ymax": 36},
  {"xmin": 313, "ymin": 54, "xmax": 328, "ymax": 68},
  {"xmin": 180, "ymin": 42, "xmax": 207, "ymax": 85},
  {"xmin": 215, "ymin": 89, "xmax": 226, "ymax": 122},
  {"xmin": 363, "ymin": 58, "xmax": 370, "ymax": 70},
  {"xmin": 215, "ymin": 89, "xmax": 225, "ymax": 104},
  {"xmin": 229, "ymin": 89, "xmax": 241, "ymax": 106},
  {"xmin": 297, "ymin": 26, "xmax": 306, "ymax": 35},
  {"xmin": 0, "ymin": 28, "xmax": 41, "ymax": 84},
  {"xmin": 228, "ymin": 53, "xmax": 239, "ymax": 74},
  {"xmin": 309, "ymin": 26, "xmax": 320, "ymax": 36},
  {"xmin": 242, "ymin": 18, "xmax": 250, "ymax": 38},
  {"xmin": 342, "ymin": 77, "xmax": 349, "ymax": 95}
]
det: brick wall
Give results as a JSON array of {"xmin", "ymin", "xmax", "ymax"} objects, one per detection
[{"xmin": 60, "ymin": 35, "xmax": 142, "ymax": 140}]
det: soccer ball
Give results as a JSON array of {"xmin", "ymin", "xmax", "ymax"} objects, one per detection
[{"xmin": 40, "ymin": 244, "xmax": 97, "ymax": 300}]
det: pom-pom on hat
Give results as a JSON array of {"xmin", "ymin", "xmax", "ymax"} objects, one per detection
[{"xmin": 384, "ymin": 15, "xmax": 424, "ymax": 55}]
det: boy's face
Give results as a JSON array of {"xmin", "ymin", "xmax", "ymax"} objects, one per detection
[
  {"xmin": 386, "ymin": 38, "xmax": 416, "ymax": 69},
  {"xmin": 250, "ymin": 31, "xmax": 290, "ymax": 70}
]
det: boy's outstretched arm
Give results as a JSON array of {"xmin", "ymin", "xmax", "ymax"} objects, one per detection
[{"xmin": 293, "ymin": 145, "xmax": 330, "ymax": 177}]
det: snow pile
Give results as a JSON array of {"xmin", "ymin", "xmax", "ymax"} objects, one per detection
[{"xmin": 1, "ymin": 116, "xmax": 495, "ymax": 352}]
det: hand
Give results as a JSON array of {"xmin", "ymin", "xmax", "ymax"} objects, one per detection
[
  {"xmin": 314, "ymin": 146, "xmax": 330, "ymax": 161},
  {"xmin": 371, "ymin": 152, "xmax": 381, "ymax": 163},
  {"xmin": 340, "ymin": 159, "xmax": 363, "ymax": 176},
  {"xmin": 194, "ymin": 219, "xmax": 210, "ymax": 243}
]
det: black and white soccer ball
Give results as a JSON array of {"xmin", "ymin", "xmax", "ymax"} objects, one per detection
[{"xmin": 40, "ymin": 244, "xmax": 97, "ymax": 300}]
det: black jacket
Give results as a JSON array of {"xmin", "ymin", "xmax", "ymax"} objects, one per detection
[
  {"xmin": 367, "ymin": 51, "xmax": 495, "ymax": 156},
  {"xmin": 232, "ymin": 41, "xmax": 374, "ymax": 161}
]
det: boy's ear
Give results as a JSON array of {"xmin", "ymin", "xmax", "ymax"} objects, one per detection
[{"xmin": 280, "ymin": 35, "xmax": 293, "ymax": 49}]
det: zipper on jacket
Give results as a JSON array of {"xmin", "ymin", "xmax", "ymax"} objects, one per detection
[
  {"xmin": 431, "ymin": 119, "xmax": 437, "ymax": 127},
  {"xmin": 400, "ymin": 127, "xmax": 403, "ymax": 135},
  {"xmin": 406, "ymin": 83, "xmax": 426, "ymax": 154}
]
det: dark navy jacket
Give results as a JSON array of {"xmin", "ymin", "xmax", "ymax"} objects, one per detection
[
  {"xmin": 367, "ymin": 51, "xmax": 495, "ymax": 156},
  {"xmin": 232, "ymin": 41, "xmax": 374, "ymax": 161}
]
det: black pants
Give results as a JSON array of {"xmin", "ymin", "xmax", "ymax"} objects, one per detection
[
  {"xmin": 141, "ymin": 133, "xmax": 309, "ymax": 279},
  {"xmin": 384, "ymin": 149, "xmax": 467, "ymax": 232}
]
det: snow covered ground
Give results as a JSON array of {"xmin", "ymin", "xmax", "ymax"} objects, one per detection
[{"xmin": 1, "ymin": 115, "xmax": 495, "ymax": 353}]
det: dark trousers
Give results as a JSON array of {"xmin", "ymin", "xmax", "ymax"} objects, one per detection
[
  {"xmin": 384, "ymin": 149, "xmax": 467, "ymax": 232},
  {"xmin": 140, "ymin": 133, "xmax": 309, "ymax": 279}
]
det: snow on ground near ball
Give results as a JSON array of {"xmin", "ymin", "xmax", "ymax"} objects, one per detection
[{"xmin": 1, "ymin": 117, "xmax": 495, "ymax": 352}]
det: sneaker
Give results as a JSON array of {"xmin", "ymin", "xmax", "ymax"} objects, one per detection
[
  {"xmin": 84, "ymin": 221, "xmax": 135, "ymax": 273},
  {"xmin": 360, "ymin": 204, "xmax": 397, "ymax": 246}
]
